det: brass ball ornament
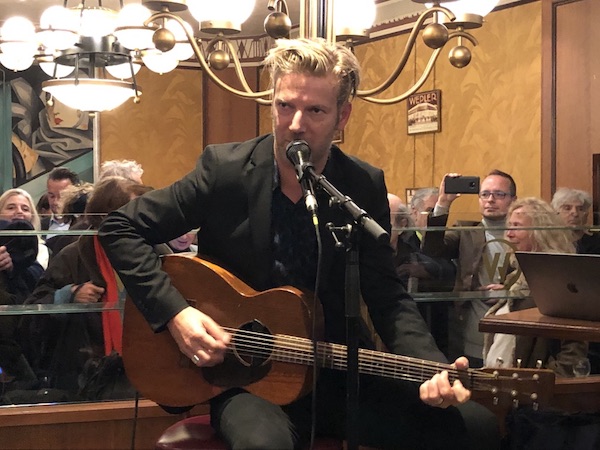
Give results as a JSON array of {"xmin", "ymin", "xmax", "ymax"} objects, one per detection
[
  {"xmin": 152, "ymin": 27, "xmax": 176, "ymax": 53},
  {"xmin": 422, "ymin": 23, "xmax": 449, "ymax": 49},
  {"xmin": 449, "ymin": 45, "xmax": 471, "ymax": 68},
  {"xmin": 264, "ymin": 11, "xmax": 292, "ymax": 39},
  {"xmin": 208, "ymin": 49, "xmax": 230, "ymax": 70}
]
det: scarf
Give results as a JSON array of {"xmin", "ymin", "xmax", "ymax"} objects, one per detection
[{"xmin": 93, "ymin": 235, "xmax": 122, "ymax": 355}]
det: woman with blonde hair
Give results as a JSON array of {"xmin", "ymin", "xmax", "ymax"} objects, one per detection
[
  {"xmin": 0, "ymin": 188, "xmax": 49, "ymax": 270},
  {"xmin": 483, "ymin": 197, "xmax": 587, "ymax": 376}
]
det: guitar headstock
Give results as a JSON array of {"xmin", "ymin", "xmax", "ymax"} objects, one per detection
[{"xmin": 470, "ymin": 367, "xmax": 555, "ymax": 411}]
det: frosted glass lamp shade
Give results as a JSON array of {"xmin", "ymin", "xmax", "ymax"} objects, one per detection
[
  {"xmin": 106, "ymin": 62, "xmax": 142, "ymax": 79},
  {"xmin": 40, "ymin": 61, "xmax": 75, "ymax": 78},
  {"xmin": 69, "ymin": 6, "xmax": 118, "ymax": 38},
  {"xmin": 142, "ymin": 49, "xmax": 179, "ymax": 74},
  {"xmin": 42, "ymin": 78, "xmax": 141, "ymax": 112},
  {"xmin": 188, "ymin": 0, "xmax": 256, "ymax": 33},
  {"xmin": 445, "ymin": 0, "xmax": 499, "ymax": 17},
  {"xmin": 334, "ymin": 0, "xmax": 376, "ymax": 39},
  {"xmin": 0, "ymin": 53, "xmax": 34, "ymax": 71}
]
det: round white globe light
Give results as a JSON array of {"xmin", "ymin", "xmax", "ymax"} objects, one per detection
[{"xmin": 142, "ymin": 49, "xmax": 179, "ymax": 74}]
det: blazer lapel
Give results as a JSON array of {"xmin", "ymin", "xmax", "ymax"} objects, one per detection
[{"xmin": 243, "ymin": 135, "xmax": 276, "ymax": 289}]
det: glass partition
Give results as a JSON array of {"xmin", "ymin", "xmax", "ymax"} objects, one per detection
[
  {"xmin": 1, "ymin": 213, "xmax": 598, "ymax": 408},
  {"xmin": 390, "ymin": 205, "xmax": 600, "ymax": 375}
]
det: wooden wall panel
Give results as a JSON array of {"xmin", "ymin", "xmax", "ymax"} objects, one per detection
[
  {"xmin": 346, "ymin": 2, "xmax": 542, "ymax": 221},
  {"xmin": 552, "ymin": 0, "xmax": 600, "ymax": 195},
  {"xmin": 99, "ymin": 67, "xmax": 203, "ymax": 189},
  {"xmin": 203, "ymin": 67, "xmax": 260, "ymax": 147}
]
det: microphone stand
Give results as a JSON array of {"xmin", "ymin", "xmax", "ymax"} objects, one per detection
[{"xmin": 302, "ymin": 164, "xmax": 388, "ymax": 450}]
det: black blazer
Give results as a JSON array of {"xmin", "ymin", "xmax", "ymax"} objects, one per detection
[{"xmin": 98, "ymin": 134, "xmax": 445, "ymax": 362}]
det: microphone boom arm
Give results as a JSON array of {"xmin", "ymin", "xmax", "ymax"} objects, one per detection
[{"xmin": 303, "ymin": 166, "xmax": 389, "ymax": 244}]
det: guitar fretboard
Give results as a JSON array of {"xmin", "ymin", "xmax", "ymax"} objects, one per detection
[{"xmin": 226, "ymin": 327, "xmax": 499, "ymax": 392}]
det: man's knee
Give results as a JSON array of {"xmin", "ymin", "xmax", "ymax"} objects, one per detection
[{"xmin": 456, "ymin": 401, "xmax": 501, "ymax": 450}]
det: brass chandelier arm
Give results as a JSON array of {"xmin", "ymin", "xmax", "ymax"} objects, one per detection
[
  {"xmin": 356, "ymin": 5, "xmax": 455, "ymax": 98},
  {"xmin": 358, "ymin": 29, "xmax": 478, "ymax": 105},
  {"xmin": 218, "ymin": 37, "xmax": 272, "ymax": 105},
  {"xmin": 449, "ymin": 29, "xmax": 479, "ymax": 47},
  {"xmin": 146, "ymin": 12, "xmax": 273, "ymax": 101},
  {"xmin": 358, "ymin": 47, "xmax": 443, "ymax": 105}
]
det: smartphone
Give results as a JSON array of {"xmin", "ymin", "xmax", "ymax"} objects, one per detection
[{"xmin": 444, "ymin": 175, "xmax": 480, "ymax": 194}]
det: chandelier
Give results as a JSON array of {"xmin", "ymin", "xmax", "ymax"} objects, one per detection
[{"xmin": 0, "ymin": 0, "xmax": 499, "ymax": 112}]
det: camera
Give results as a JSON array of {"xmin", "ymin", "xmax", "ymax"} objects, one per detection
[{"xmin": 444, "ymin": 175, "xmax": 480, "ymax": 194}]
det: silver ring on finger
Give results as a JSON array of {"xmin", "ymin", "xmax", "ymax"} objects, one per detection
[{"xmin": 192, "ymin": 354, "xmax": 201, "ymax": 365}]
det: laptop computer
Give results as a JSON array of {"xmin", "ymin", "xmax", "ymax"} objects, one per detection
[{"xmin": 514, "ymin": 251, "xmax": 600, "ymax": 321}]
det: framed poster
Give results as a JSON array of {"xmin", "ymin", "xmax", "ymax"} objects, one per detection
[
  {"xmin": 1, "ymin": 65, "xmax": 95, "ymax": 199},
  {"xmin": 407, "ymin": 89, "xmax": 441, "ymax": 135}
]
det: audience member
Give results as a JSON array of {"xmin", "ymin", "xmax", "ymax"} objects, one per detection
[
  {"xmin": 0, "ymin": 189, "xmax": 46, "ymax": 393},
  {"xmin": 483, "ymin": 197, "xmax": 588, "ymax": 376},
  {"xmin": 36, "ymin": 193, "xmax": 50, "ymax": 218},
  {"xmin": 0, "ymin": 188, "xmax": 49, "ymax": 270},
  {"xmin": 22, "ymin": 177, "xmax": 143, "ymax": 400},
  {"xmin": 45, "ymin": 182, "xmax": 94, "ymax": 258},
  {"xmin": 411, "ymin": 187, "xmax": 438, "ymax": 231},
  {"xmin": 99, "ymin": 159, "xmax": 144, "ymax": 184},
  {"xmin": 389, "ymin": 189, "xmax": 456, "ymax": 356},
  {"xmin": 389, "ymin": 190, "xmax": 456, "ymax": 292},
  {"xmin": 154, "ymin": 230, "xmax": 199, "ymax": 256},
  {"xmin": 387, "ymin": 193, "xmax": 408, "ymax": 251},
  {"xmin": 41, "ymin": 167, "xmax": 80, "ymax": 240},
  {"xmin": 551, "ymin": 187, "xmax": 600, "ymax": 254},
  {"xmin": 422, "ymin": 170, "xmax": 518, "ymax": 366},
  {"xmin": 167, "ymin": 231, "xmax": 198, "ymax": 254},
  {"xmin": 98, "ymin": 38, "xmax": 499, "ymax": 449},
  {"xmin": 551, "ymin": 187, "xmax": 600, "ymax": 374}
]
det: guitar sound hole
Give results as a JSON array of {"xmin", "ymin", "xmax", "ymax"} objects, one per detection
[{"xmin": 233, "ymin": 320, "xmax": 274, "ymax": 367}]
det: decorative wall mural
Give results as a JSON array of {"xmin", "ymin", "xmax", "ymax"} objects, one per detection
[{"xmin": 3, "ymin": 66, "xmax": 94, "ymax": 190}]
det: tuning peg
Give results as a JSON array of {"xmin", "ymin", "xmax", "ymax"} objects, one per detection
[
  {"xmin": 516, "ymin": 358, "xmax": 522, "ymax": 368},
  {"xmin": 531, "ymin": 393, "xmax": 539, "ymax": 411},
  {"xmin": 536, "ymin": 359, "xmax": 543, "ymax": 369},
  {"xmin": 496, "ymin": 357, "xmax": 504, "ymax": 367}
]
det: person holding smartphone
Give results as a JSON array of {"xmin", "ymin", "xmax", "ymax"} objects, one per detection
[{"xmin": 421, "ymin": 170, "xmax": 518, "ymax": 367}]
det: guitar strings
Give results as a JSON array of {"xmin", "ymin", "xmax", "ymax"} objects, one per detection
[{"xmin": 219, "ymin": 327, "xmax": 519, "ymax": 392}]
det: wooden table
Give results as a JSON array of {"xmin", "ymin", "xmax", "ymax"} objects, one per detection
[
  {"xmin": 479, "ymin": 307, "xmax": 600, "ymax": 342},
  {"xmin": 479, "ymin": 307, "xmax": 600, "ymax": 413}
]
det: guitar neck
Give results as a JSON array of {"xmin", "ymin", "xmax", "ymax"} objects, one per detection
[{"xmin": 266, "ymin": 333, "xmax": 482, "ymax": 390}]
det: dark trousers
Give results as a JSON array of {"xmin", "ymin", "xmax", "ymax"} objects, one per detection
[{"xmin": 210, "ymin": 370, "xmax": 500, "ymax": 450}]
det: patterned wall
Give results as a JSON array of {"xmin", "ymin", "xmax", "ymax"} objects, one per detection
[
  {"xmin": 99, "ymin": 1, "xmax": 542, "ymax": 210},
  {"xmin": 99, "ymin": 68, "xmax": 203, "ymax": 189},
  {"xmin": 346, "ymin": 1, "xmax": 542, "ymax": 221}
]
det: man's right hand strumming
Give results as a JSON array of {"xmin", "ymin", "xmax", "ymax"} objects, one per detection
[{"xmin": 167, "ymin": 306, "xmax": 231, "ymax": 367}]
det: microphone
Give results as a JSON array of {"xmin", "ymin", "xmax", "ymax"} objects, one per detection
[{"xmin": 285, "ymin": 140, "xmax": 318, "ymax": 217}]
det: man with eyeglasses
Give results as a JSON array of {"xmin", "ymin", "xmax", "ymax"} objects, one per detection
[{"xmin": 422, "ymin": 170, "xmax": 517, "ymax": 367}]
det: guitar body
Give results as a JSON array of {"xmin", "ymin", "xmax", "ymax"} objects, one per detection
[
  {"xmin": 123, "ymin": 255, "xmax": 322, "ymax": 407},
  {"xmin": 123, "ymin": 255, "xmax": 555, "ymax": 413}
]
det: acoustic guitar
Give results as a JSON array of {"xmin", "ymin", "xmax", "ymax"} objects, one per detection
[{"xmin": 122, "ymin": 255, "xmax": 555, "ymax": 408}]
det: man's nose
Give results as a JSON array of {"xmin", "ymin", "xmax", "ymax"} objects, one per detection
[{"xmin": 290, "ymin": 110, "xmax": 305, "ymax": 131}]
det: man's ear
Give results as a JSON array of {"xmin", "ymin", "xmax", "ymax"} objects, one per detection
[{"xmin": 337, "ymin": 102, "xmax": 352, "ymax": 130}]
